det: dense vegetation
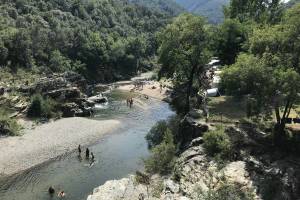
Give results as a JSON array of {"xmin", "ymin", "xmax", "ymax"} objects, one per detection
[
  {"xmin": 130, "ymin": 0, "xmax": 183, "ymax": 16},
  {"xmin": 156, "ymin": 0, "xmax": 300, "ymax": 150},
  {"xmin": 0, "ymin": 0, "xmax": 173, "ymax": 82},
  {"xmin": 220, "ymin": 2, "xmax": 300, "ymax": 145}
]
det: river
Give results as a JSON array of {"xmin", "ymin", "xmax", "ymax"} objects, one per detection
[{"xmin": 0, "ymin": 90, "xmax": 174, "ymax": 200}]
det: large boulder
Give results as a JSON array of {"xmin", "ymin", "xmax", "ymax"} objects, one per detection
[
  {"xmin": 88, "ymin": 94, "xmax": 108, "ymax": 104},
  {"xmin": 94, "ymin": 84, "xmax": 110, "ymax": 93},
  {"xmin": 45, "ymin": 87, "xmax": 81, "ymax": 100},
  {"xmin": 62, "ymin": 103, "xmax": 81, "ymax": 117},
  {"xmin": 63, "ymin": 71, "xmax": 87, "ymax": 91}
]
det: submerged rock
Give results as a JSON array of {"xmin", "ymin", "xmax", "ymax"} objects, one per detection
[{"xmin": 88, "ymin": 95, "xmax": 108, "ymax": 104}]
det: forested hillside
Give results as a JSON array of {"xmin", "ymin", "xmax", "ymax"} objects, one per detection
[
  {"xmin": 0, "ymin": 0, "xmax": 172, "ymax": 82},
  {"xmin": 129, "ymin": 0, "xmax": 184, "ymax": 16},
  {"xmin": 174, "ymin": 0, "xmax": 230, "ymax": 23}
]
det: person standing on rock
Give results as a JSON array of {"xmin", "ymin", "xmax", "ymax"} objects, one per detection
[{"xmin": 86, "ymin": 148, "xmax": 90, "ymax": 159}]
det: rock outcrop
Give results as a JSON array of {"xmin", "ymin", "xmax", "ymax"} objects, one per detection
[
  {"xmin": 177, "ymin": 116, "xmax": 209, "ymax": 148},
  {"xmin": 14, "ymin": 71, "xmax": 107, "ymax": 118},
  {"xmin": 87, "ymin": 121, "xmax": 300, "ymax": 200}
]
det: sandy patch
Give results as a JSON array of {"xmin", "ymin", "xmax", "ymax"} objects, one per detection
[
  {"xmin": 0, "ymin": 117, "xmax": 120, "ymax": 176},
  {"xmin": 118, "ymin": 81, "xmax": 168, "ymax": 101}
]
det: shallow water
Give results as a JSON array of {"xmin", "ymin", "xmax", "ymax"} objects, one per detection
[{"xmin": 0, "ymin": 90, "xmax": 174, "ymax": 200}]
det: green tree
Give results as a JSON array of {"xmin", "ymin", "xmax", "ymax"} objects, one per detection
[
  {"xmin": 158, "ymin": 14, "xmax": 210, "ymax": 113},
  {"xmin": 214, "ymin": 19, "xmax": 248, "ymax": 65},
  {"xmin": 221, "ymin": 54, "xmax": 300, "ymax": 143},
  {"xmin": 49, "ymin": 50, "xmax": 71, "ymax": 72},
  {"xmin": 144, "ymin": 128, "xmax": 176, "ymax": 175},
  {"xmin": 225, "ymin": 0, "xmax": 283, "ymax": 24}
]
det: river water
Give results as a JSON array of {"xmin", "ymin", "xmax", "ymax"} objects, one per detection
[{"xmin": 0, "ymin": 90, "xmax": 174, "ymax": 200}]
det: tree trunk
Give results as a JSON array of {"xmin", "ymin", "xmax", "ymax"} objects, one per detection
[
  {"xmin": 274, "ymin": 106, "xmax": 281, "ymax": 124},
  {"xmin": 274, "ymin": 99, "xmax": 293, "ymax": 146},
  {"xmin": 185, "ymin": 64, "xmax": 197, "ymax": 114}
]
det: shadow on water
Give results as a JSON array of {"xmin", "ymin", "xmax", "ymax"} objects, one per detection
[{"xmin": 0, "ymin": 89, "xmax": 174, "ymax": 200}]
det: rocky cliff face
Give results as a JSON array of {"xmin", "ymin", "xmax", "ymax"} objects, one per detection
[{"xmin": 87, "ymin": 120, "xmax": 300, "ymax": 200}]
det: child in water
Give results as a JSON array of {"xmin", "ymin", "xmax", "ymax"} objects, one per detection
[{"xmin": 58, "ymin": 191, "xmax": 66, "ymax": 198}]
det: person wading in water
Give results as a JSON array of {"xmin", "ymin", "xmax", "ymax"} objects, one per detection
[
  {"xmin": 129, "ymin": 98, "xmax": 133, "ymax": 108},
  {"xmin": 78, "ymin": 145, "xmax": 81, "ymax": 155},
  {"xmin": 86, "ymin": 148, "xmax": 90, "ymax": 159}
]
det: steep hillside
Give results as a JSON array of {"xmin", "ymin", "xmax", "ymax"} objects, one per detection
[
  {"xmin": 0, "ymin": 0, "xmax": 173, "ymax": 82},
  {"xmin": 174, "ymin": 0, "xmax": 230, "ymax": 23}
]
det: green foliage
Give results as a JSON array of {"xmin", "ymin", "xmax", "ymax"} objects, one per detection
[
  {"xmin": 213, "ymin": 19, "xmax": 248, "ymax": 65},
  {"xmin": 203, "ymin": 182, "xmax": 254, "ymax": 200},
  {"xmin": 146, "ymin": 120, "xmax": 168, "ymax": 148},
  {"xmin": 27, "ymin": 94, "xmax": 59, "ymax": 119},
  {"xmin": 151, "ymin": 180, "xmax": 164, "ymax": 198},
  {"xmin": 225, "ymin": 0, "xmax": 283, "ymax": 24},
  {"xmin": 158, "ymin": 13, "xmax": 210, "ymax": 113},
  {"xmin": 0, "ymin": 0, "xmax": 172, "ymax": 82},
  {"xmin": 131, "ymin": 0, "xmax": 184, "ymax": 16},
  {"xmin": 203, "ymin": 127, "xmax": 231, "ymax": 158},
  {"xmin": 0, "ymin": 109, "xmax": 21, "ymax": 136},
  {"xmin": 144, "ymin": 128, "xmax": 176, "ymax": 175},
  {"xmin": 49, "ymin": 50, "xmax": 71, "ymax": 72},
  {"xmin": 158, "ymin": 13, "xmax": 209, "ymax": 82}
]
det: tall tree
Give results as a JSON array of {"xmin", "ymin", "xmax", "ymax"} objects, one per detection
[
  {"xmin": 213, "ymin": 19, "xmax": 248, "ymax": 65},
  {"xmin": 221, "ymin": 4, "xmax": 300, "ymax": 143},
  {"xmin": 158, "ymin": 14, "xmax": 210, "ymax": 113},
  {"xmin": 224, "ymin": 0, "xmax": 283, "ymax": 24}
]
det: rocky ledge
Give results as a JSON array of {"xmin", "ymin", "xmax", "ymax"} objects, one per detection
[{"xmin": 87, "ymin": 118, "xmax": 300, "ymax": 200}]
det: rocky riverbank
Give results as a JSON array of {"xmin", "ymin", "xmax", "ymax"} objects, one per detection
[{"xmin": 87, "ymin": 116, "xmax": 300, "ymax": 200}]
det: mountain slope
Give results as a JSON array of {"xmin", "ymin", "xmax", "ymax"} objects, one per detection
[
  {"xmin": 174, "ymin": 0, "xmax": 230, "ymax": 23},
  {"xmin": 0, "ymin": 0, "xmax": 172, "ymax": 82}
]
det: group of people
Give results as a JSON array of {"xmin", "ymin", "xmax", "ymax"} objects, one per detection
[
  {"xmin": 126, "ymin": 98, "xmax": 134, "ymax": 108},
  {"xmin": 48, "ymin": 186, "xmax": 65, "ymax": 198},
  {"xmin": 48, "ymin": 145, "xmax": 96, "ymax": 198},
  {"xmin": 78, "ymin": 145, "xmax": 95, "ymax": 164}
]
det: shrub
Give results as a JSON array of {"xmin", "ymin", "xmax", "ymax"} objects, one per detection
[
  {"xmin": 203, "ymin": 182, "xmax": 254, "ymax": 200},
  {"xmin": 144, "ymin": 128, "xmax": 176, "ymax": 175},
  {"xmin": 145, "ymin": 120, "xmax": 168, "ymax": 148},
  {"xmin": 0, "ymin": 109, "xmax": 21, "ymax": 136},
  {"xmin": 203, "ymin": 127, "xmax": 232, "ymax": 158},
  {"xmin": 27, "ymin": 94, "xmax": 59, "ymax": 118}
]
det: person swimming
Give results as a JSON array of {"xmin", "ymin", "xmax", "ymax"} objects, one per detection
[
  {"xmin": 48, "ymin": 186, "xmax": 55, "ymax": 196},
  {"xmin": 91, "ymin": 152, "xmax": 95, "ymax": 162},
  {"xmin": 58, "ymin": 191, "xmax": 66, "ymax": 198}
]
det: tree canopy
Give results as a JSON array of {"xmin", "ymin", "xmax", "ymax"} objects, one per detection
[
  {"xmin": 158, "ymin": 14, "xmax": 210, "ymax": 112},
  {"xmin": 220, "ymin": 2, "xmax": 300, "ymax": 141},
  {"xmin": 0, "ymin": 0, "xmax": 173, "ymax": 82}
]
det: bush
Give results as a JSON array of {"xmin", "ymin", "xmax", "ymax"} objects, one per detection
[
  {"xmin": 0, "ymin": 109, "xmax": 21, "ymax": 136},
  {"xmin": 146, "ymin": 120, "xmax": 168, "ymax": 148},
  {"xmin": 203, "ymin": 182, "xmax": 254, "ymax": 200},
  {"xmin": 203, "ymin": 127, "xmax": 232, "ymax": 158},
  {"xmin": 144, "ymin": 128, "xmax": 176, "ymax": 175},
  {"xmin": 27, "ymin": 94, "xmax": 59, "ymax": 118}
]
